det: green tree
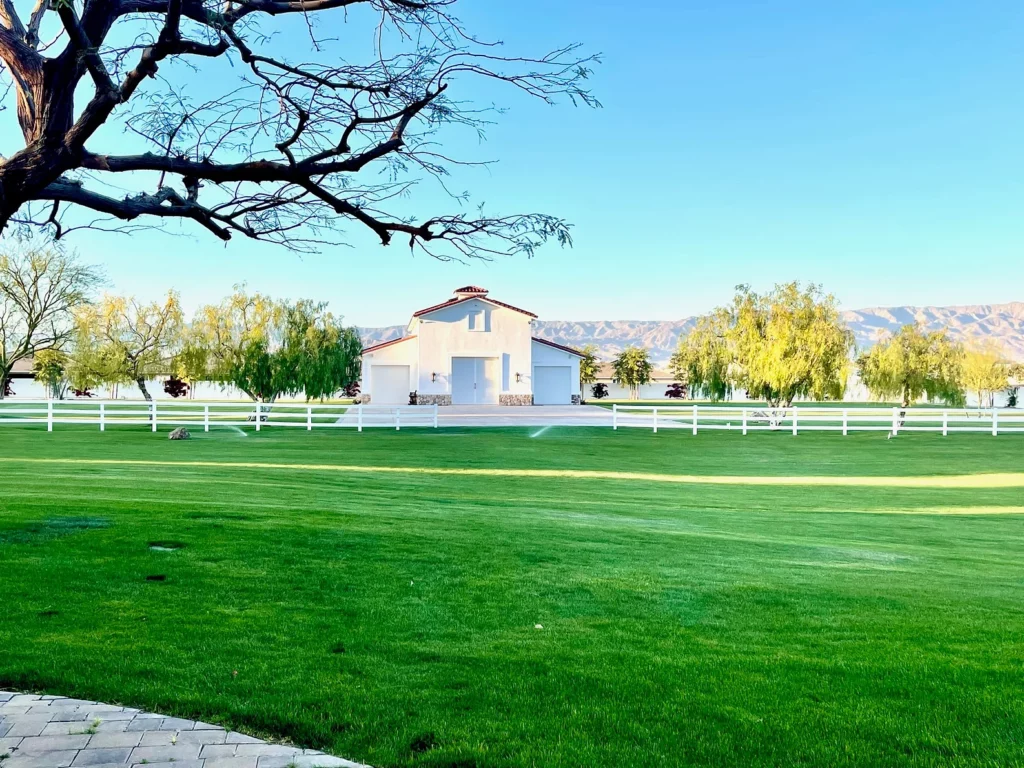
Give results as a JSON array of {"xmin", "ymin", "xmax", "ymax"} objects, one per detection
[
  {"xmin": 856, "ymin": 325, "xmax": 965, "ymax": 407},
  {"xmin": 32, "ymin": 348, "xmax": 69, "ymax": 399},
  {"xmin": 612, "ymin": 346, "xmax": 653, "ymax": 400},
  {"xmin": 675, "ymin": 283, "xmax": 853, "ymax": 407},
  {"xmin": 579, "ymin": 344, "xmax": 600, "ymax": 392},
  {"xmin": 187, "ymin": 291, "xmax": 360, "ymax": 402},
  {"xmin": 277, "ymin": 301, "xmax": 362, "ymax": 402},
  {"xmin": 0, "ymin": 244, "xmax": 102, "ymax": 399},
  {"xmin": 68, "ymin": 293, "xmax": 184, "ymax": 400},
  {"xmin": 961, "ymin": 341, "xmax": 1009, "ymax": 408},
  {"xmin": 187, "ymin": 288, "xmax": 283, "ymax": 388},
  {"xmin": 670, "ymin": 317, "xmax": 732, "ymax": 401}
]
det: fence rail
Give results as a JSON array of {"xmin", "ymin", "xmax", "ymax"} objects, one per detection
[
  {"xmin": 612, "ymin": 404, "xmax": 1024, "ymax": 435},
  {"xmin": 0, "ymin": 400, "xmax": 438, "ymax": 432}
]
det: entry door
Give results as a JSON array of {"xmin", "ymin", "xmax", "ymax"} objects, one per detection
[{"xmin": 451, "ymin": 357, "xmax": 499, "ymax": 404}]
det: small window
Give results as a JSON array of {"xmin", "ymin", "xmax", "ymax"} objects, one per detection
[{"xmin": 468, "ymin": 310, "xmax": 487, "ymax": 331}]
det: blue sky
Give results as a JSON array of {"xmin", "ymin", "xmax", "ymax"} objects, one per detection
[{"xmin": 16, "ymin": 0, "xmax": 1024, "ymax": 326}]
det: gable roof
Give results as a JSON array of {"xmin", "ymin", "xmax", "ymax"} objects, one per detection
[
  {"xmin": 362, "ymin": 335, "xmax": 416, "ymax": 354},
  {"xmin": 531, "ymin": 337, "xmax": 586, "ymax": 357},
  {"xmin": 412, "ymin": 295, "xmax": 537, "ymax": 319}
]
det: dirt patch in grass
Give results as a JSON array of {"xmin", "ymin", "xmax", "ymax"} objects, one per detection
[{"xmin": 0, "ymin": 517, "xmax": 108, "ymax": 546}]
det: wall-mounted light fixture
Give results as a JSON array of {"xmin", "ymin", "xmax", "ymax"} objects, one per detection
[
  {"xmin": 431, "ymin": 372, "xmax": 438, "ymax": 382},
  {"xmin": 515, "ymin": 373, "xmax": 522, "ymax": 383}
]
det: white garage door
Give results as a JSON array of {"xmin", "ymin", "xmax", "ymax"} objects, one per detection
[
  {"xmin": 451, "ymin": 357, "xmax": 499, "ymax": 404},
  {"xmin": 533, "ymin": 365, "xmax": 572, "ymax": 405},
  {"xmin": 371, "ymin": 365, "xmax": 410, "ymax": 405}
]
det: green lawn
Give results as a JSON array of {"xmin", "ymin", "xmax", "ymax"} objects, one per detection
[{"xmin": 1, "ymin": 427, "xmax": 1022, "ymax": 767}]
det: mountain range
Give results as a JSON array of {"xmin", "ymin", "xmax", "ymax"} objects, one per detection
[{"xmin": 359, "ymin": 301, "xmax": 1024, "ymax": 363}]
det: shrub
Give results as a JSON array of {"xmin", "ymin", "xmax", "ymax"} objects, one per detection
[
  {"xmin": 344, "ymin": 381, "xmax": 361, "ymax": 398},
  {"xmin": 591, "ymin": 383, "xmax": 608, "ymax": 399},
  {"xmin": 665, "ymin": 383, "xmax": 687, "ymax": 399},
  {"xmin": 163, "ymin": 376, "xmax": 190, "ymax": 398}
]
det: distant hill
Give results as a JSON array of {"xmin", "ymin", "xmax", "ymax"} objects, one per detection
[{"xmin": 358, "ymin": 301, "xmax": 1024, "ymax": 363}]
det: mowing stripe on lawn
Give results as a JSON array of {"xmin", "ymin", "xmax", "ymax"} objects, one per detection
[{"xmin": 1, "ymin": 456, "xmax": 1023, "ymax": 489}]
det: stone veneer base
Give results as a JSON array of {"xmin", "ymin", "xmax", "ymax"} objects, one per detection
[
  {"xmin": 416, "ymin": 394, "xmax": 452, "ymax": 406},
  {"xmin": 499, "ymin": 394, "xmax": 534, "ymax": 406}
]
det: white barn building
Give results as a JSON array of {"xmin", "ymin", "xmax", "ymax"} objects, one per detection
[{"xmin": 361, "ymin": 287, "xmax": 584, "ymax": 406}]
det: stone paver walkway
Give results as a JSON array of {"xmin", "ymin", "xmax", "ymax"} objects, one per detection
[{"xmin": 0, "ymin": 692, "xmax": 366, "ymax": 768}]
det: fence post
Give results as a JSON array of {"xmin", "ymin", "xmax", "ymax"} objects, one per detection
[
  {"xmin": 692, "ymin": 404, "xmax": 698, "ymax": 435},
  {"xmin": 151, "ymin": 400, "xmax": 157, "ymax": 432},
  {"xmin": 792, "ymin": 406, "xmax": 798, "ymax": 436},
  {"xmin": 742, "ymin": 408, "xmax": 747, "ymax": 436},
  {"xmin": 842, "ymin": 408, "xmax": 848, "ymax": 436},
  {"xmin": 653, "ymin": 407, "xmax": 658, "ymax": 434},
  {"xmin": 47, "ymin": 400, "xmax": 53, "ymax": 432},
  {"xmin": 396, "ymin": 407, "xmax": 401, "ymax": 431},
  {"xmin": 891, "ymin": 406, "xmax": 898, "ymax": 436},
  {"xmin": 992, "ymin": 407, "xmax": 998, "ymax": 437},
  {"xmin": 204, "ymin": 404, "xmax": 210, "ymax": 433},
  {"xmin": 307, "ymin": 405, "xmax": 313, "ymax": 431},
  {"xmin": 100, "ymin": 402, "xmax": 105, "ymax": 432},
  {"xmin": 612, "ymin": 404, "xmax": 618, "ymax": 430},
  {"xmin": 433, "ymin": 403, "xmax": 438, "ymax": 429},
  {"xmin": 358, "ymin": 404, "xmax": 363, "ymax": 432},
  {"xmin": 255, "ymin": 402, "xmax": 261, "ymax": 432},
  {"xmin": 942, "ymin": 410, "xmax": 948, "ymax": 437}
]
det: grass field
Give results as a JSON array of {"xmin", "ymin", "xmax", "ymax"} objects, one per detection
[{"xmin": 1, "ymin": 427, "xmax": 1023, "ymax": 767}]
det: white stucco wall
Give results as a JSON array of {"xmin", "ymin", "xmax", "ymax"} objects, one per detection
[
  {"xmin": 6, "ymin": 377, "xmax": 259, "ymax": 401},
  {"xmin": 591, "ymin": 377, "xmax": 677, "ymax": 401},
  {"xmin": 412, "ymin": 299, "xmax": 534, "ymax": 397}
]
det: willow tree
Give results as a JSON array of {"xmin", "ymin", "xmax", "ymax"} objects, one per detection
[
  {"xmin": 856, "ymin": 325, "xmax": 964, "ymax": 407},
  {"xmin": 677, "ymin": 283, "xmax": 853, "ymax": 408},
  {"xmin": 669, "ymin": 316, "xmax": 731, "ymax": 401},
  {"xmin": 184, "ymin": 289, "xmax": 359, "ymax": 401},
  {"xmin": 961, "ymin": 341, "xmax": 1009, "ymax": 408},
  {"xmin": 0, "ymin": 0, "xmax": 596, "ymax": 257},
  {"xmin": 68, "ymin": 292, "xmax": 183, "ymax": 399}
]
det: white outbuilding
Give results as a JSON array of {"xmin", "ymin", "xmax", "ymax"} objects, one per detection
[{"xmin": 361, "ymin": 286, "xmax": 584, "ymax": 406}]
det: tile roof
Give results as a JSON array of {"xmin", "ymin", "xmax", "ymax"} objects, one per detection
[
  {"xmin": 362, "ymin": 335, "xmax": 416, "ymax": 354},
  {"xmin": 412, "ymin": 295, "xmax": 537, "ymax": 319},
  {"xmin": 531, "ymin": 337, "xmax": 586, "ymax": 357}
]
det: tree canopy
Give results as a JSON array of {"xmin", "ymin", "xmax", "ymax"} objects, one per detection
[
  {"xmin": 0, "ymin": 243, "xmax": 101, "ymax": 397},
  {"xmin": 0, "ymin": 0, "xmax": 597, "ymax": 259},
  {"xmin": 960, "ymin": 341, "xmax": 1008, "ymax": 408},
  {"xmin": 578, "ymin": 344, "xmax": 600, "ymax": 389},
  {"xmin": 856, "ymin": 325, "xmax": 965, "ymax": 407},
  {"xmin": 669, "ymin": 317, "xmax": 731, "ymax": 401},
  {"xmin": 68, "ymin": 292, "xmax": 184, "ymax": 399},
  {"xmin": 674, "ymin": 283, "xmax": 853, "ymax": 407},
  {"xmin": 183, "ymin": 288, "xmax": 360, "ymax": 401},
  {"xmin": 611, "ymin": 346, "xmax": 653, "ymax": 400}
]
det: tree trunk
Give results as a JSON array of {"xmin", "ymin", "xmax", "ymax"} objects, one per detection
[{"xmin": 136, "ymin": 377, "xmax": 152, "ymax": 401}]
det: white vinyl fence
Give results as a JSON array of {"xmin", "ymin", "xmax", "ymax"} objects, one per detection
[
  {"xmin": 0, "ymin": 400, "xmax": 438, "ymax": 432},
  {"xmin": 612, "ymin": 404, "xmax": 1024, "ymax": 435}
]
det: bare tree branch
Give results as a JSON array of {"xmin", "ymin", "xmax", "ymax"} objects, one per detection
[{"xmin": 0, "ymin": 0, "xmax": 599, "ymax": 260}]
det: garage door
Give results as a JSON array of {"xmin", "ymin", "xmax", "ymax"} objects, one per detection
[
  {"xmin": 371, "ymin": 365, "xmax": 410, "ymax": 405},
  {"xmin": 533, "ymin": 365, "xmax": 572, "ymax": 405}
]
